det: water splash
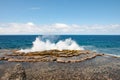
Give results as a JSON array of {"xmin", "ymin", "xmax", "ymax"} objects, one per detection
[{"xmin": 19, "ymin": 36, "xmax": 84, "ymax": 53}]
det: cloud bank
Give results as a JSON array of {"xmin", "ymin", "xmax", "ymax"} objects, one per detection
[{"xmin": 0, "ymin": 22, "xmax": 120, "ymax": 35}]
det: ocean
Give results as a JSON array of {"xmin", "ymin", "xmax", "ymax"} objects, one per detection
[{"xmin": 0, "ymin": 35, "xmax": 120, "ymax": 56}]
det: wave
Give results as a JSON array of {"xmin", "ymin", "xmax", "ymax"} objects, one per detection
[
  {"xmin": 83, "ymin": 45, "xmax": 120, "ymax": 56},
  {"xmin": 18, "ymin": 36, "xmax": 84, "ymax": 53}
]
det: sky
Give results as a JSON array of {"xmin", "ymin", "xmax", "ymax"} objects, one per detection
[{"xmin": 0, "ymin": 0, "xmax": 120, "ymax": 35}]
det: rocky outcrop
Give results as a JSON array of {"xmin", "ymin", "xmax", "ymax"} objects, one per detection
[
  {"xmin": 0, "ymin": 50, "xmax": 104, "ymax": 63},
  {"xmin": 1, "ymin": 64, "xmax": 26, "ymax": 80}
]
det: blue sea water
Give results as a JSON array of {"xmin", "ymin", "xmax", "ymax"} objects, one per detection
[{"xmin": 0, "ymin": 35, "xmax": 120, "ymax": 56}]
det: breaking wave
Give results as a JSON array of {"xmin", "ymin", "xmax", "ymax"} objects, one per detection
[{"xmin": 18, "ymin": 36, "xmax": 84, "ymax": 53}]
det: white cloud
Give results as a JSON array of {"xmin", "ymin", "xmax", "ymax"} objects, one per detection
[
  {"xmin": 53, "ymin": 23, "xmax": 69, "ymax": 29},
  {"xmin": 0, "ymin": 22, "xmax": 120, "ymax": 35},
  {"xmin": 27, "ymin": 22, "xmax": 35, "ymax": 26}
]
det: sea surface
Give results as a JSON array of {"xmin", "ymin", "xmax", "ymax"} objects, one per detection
[{"xmin": 0, "ymin": 35, "xmax": 120, "ymax": 56}]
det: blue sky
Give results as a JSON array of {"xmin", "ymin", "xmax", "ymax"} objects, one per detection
[{"xmin": 0, "ymin": 0, "xmax": 120, "ymax": 35}]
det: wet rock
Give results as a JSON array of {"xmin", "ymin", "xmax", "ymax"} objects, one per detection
[{"xmin": 1, "ymin": 64, "xmax": 26, "ymax": 80}]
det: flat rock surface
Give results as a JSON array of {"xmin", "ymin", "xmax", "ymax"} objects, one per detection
[
  {"xmin": 0, "ymin": 56, "xmax": 120, "ymax": 80},
  {"xmin": 0, "ymin": 49, "xmax": 120, "ymax": 80}
]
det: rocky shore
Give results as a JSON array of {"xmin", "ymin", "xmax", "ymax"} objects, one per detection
[{"xmin": 0, "ymin": 49, "xmax": 120, "ymax": 80}]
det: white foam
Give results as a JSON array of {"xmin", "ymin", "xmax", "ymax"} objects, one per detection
[{"xmin": 18, "ymin": 36, "xmax": 84, "ymax": 53}]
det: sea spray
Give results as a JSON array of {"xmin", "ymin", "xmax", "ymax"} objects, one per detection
[
  {"xmin": 40, "ymin": 35, "xmax": 59, "ymax": 42},
  {"xmin": 18, "ymin": 36, "xmax": 84, "ymax": 53}
]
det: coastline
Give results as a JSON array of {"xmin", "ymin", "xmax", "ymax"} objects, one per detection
[
  {"xmin": 0, "ymin": 56, "xmax": 120, "ymax": 80},
  {"xmin": 0, "ymin": 49, "xmax": 120, "ymax": 80}
]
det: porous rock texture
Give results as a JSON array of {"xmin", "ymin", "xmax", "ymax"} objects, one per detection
[{"xmin": 1, "ymin": 63, "xmax": 26, "ymax": 80}]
